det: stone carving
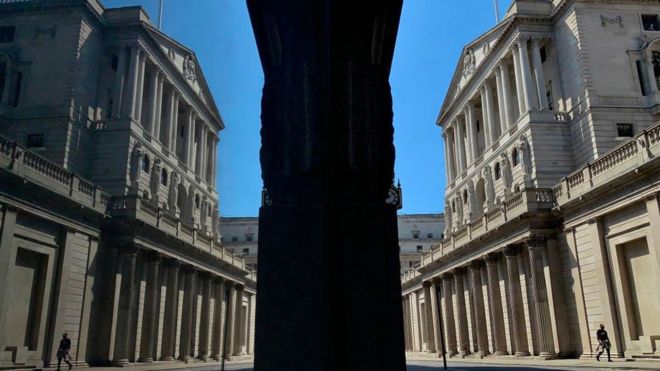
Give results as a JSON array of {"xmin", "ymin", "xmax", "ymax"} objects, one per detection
[
  {"xmin": 168, "ymin": 172, "xmax": 179, "ymax": 214},
  {"xmin": 483, "ymin": 166, "xmax": 495, "ymax": 209},
  {"xmin": 482, "ymin": 43, "xmax": 491, "ymax": 56},
  {"xmin": 130, "ymin": 143, "xmax": 143, "ymax": 191},
  {"xmin": 518, "ymin": 136, "xmax": 531, "ymax": 176},
  {"xmin": 211, "ymin": 204, "xmax": 220, "ymax": 237},
  {"xmin": 200, "ymin": 197, "xmax": 208, "ymax": 234},
  {"xmin": 463, "ymin": 48, "xmax": 475, "ymax": 77},
  {"xmin": 455, "ymin": 195, "xmax": 464, "ymax": 228},
  {"xmin": 187, "ymin": 184, "xmax": 197, "ymax": 227},
  {"xmin": 149, "ymin": 159, "xmax": 162, "ymax": 204},
  {"xmin": 468, "ymin": 179, "xmax": 479, "ymax": 221},
  {"xmin": 183, "ymin": 55, "xmax": 197, "ymax": 81},
  {"xmin": 601, "ymin": 15, "xmax": 623, "ymax": 28},
  {"xmin": 168, "ymin": 48, "xmax": 175, "ymax": 61},
  {"xmin": 444, "ymin": 202, "xmax": 452, "ymax": 236},
  {"xmin": 499, "ymin": 152, "xmax": 513, "ymax": 195}
]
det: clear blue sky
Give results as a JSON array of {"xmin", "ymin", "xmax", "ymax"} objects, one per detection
[{"xmin": 107, "ymin": 0, "xmax": 509, "ymax": 217}]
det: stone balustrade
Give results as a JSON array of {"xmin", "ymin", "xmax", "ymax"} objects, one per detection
[
  {"xmin": 554, "ymin": 121, "xmax": 660, "ymax": 207},
  {"xmin": 107, "ymin": 194, "xmax": 247, "ymax": 271},
  {"xmin": 0, "ymin": 134, "xmax": 109, "ymax": 213},
  {"xmin": 402, "ymin": 187, "xmax": 554, "ymax": 284}
]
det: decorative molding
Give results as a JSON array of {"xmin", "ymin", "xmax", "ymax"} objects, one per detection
[{"xmin": 600, "ymin": 15, "xmax": 623, "ymax": 28}]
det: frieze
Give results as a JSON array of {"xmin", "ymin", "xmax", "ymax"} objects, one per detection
[{"xmin": 600, "ymin": 15, "xmax": 623, "ymax": 28}]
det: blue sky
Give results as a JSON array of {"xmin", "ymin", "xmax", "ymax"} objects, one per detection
[{"xmin": 107, "ymin": 0, "xmax": 509, "ymax": 217}]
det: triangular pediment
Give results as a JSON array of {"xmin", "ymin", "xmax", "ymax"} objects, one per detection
[
  {"xmin": 438, "ymin": 18, "xmax": 513, "ymax": 125},
  {"xmin": 143, "ymin": 26, "xmax": 222, "ymax": 126}
]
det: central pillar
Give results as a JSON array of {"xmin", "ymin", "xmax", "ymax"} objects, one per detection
[{"xmin": 248, "ymin": 1, "xmax": 406, "ymax": 370}]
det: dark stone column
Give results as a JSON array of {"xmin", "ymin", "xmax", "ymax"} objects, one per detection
[
  {"xmin": 452, "ymin": 268, "xmax": 470, "ymax": 357},
  {"xmin": 138, "ymin": 251, "xmax": 161, "ymax": 363},
  {"xmin": 112, "ymin": 245, "xmax": 138, "ymax": 365},
  {"xmin": 223, "ymin": 281, "xmax": 236, "ymax": 360},
  {"xmin": 160, "ymin": 259, "xmax": 180, "ymax": 361},
  {"xmin": 197, "ymin": 273, "xmax": 212, "ymax": 361},
  {"xmin": 211, "ymin": 277, "xmax": 226, "ymax": 360},
  {"xmin": 247, "ymin": 0, "xmax": 405, "ymax": 370},
  {"xmin": 485, "ymin": 253, "xmax": 508, "ymax": 356},
  {"xmin": 503, "ymin": 245, "xmax": 530, "ymax": 356},
  {"xmin": 469, "ymin": 261, "xmax": 489, "ymax": 357},
  {"xmin": 178, "ymin": 266, "xmax": 196, "ymax": 362},
  {"xmin": 525, "ymin": 236, "xmax": 557, "ymax": 358}
]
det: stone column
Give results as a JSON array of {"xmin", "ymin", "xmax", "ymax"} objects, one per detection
[
  {"xmin": 503, "ymin": 245, "xmax": 530, "ymax": 356},
  {"xmin": 462, "ymin": 113, "xmax": 473, "ymax": 165},
  {"xmin": 123, "ymin": 46, "xmax": 141, "ymax": 119},
  {"xmin": 145, "ymin": 70, "xmax": 159, "ymax": 136},
  {"xmin": 179, "ymin": 267, "xmax": 196, "ymax": 361},
  {"xmin": 485, "ymin": 253, "xmax": 508, "ymax": 355},
  {"xmin": 469, "ymin": 261, "xmax": 489, "ymax": 357},
  {"xmin": 233, "ymin": 285, "xmax": 245, "ymax": 355},
  {"xmin": 422, "ymin": 282, "xmax": 436, "ymax": 353},
  {"xmin": 170, "ymin": 93, "xmax": 179, "ymax": 153},
  {"xmin": 211, "ymin": 137, "xmax": 218, "ymax": 187},
  {"xmin": 453, "ymin": 268, "xmax": 470, "ymax": 356},
  {"xmin": 223, "ymin": 281, "xmax": 236, "ymax": 360},
  {"xmin": 134, "ymin": 51, "xmax": 147, "ymax": 123},
  {"xmin": 186, "ymin": 111, "xmax": 197, "ymax": 170},
  {"xmin": 447, "ymin": 130, "xmax": 457, "ymax": 181},
  {"xmin": 495, "ymin": 66, "xmax": 507, "ymax": 135},
  {"xmin": 443, "ymin": 134, "xmax": 453, "ymax": 183},
  {"xmin": 402, "ymin": 297, "xmax": 410, "ymax": 351},
  {"xmin": 484, "ymin": 82, "xmax": 498, "ymax": 144},
  {"xmin": 429, "ymin": 280, "xmax": 443, "ymax": 356},
  {"xmin": 480, "ymin": 86, "xmax": 492, "ymax": 148},
  {"xmin": 440, "ymin": 275, "xmax": 457, "ymax": 356},
  {"xmin": 112, "ymin": 246, "xmax": 138, "ymax": 365},
  {"xmin": 152, "ymin": 72, "xmax": 164, "ymax": 140},
  {"xmin": 248, "ymin": 1, "xmax": 406, "ymax": 369},
  {"xmin": 454, "ymin": 120, "xmax": 466, "ymax": 173},
  {"xmin": 531, "ymin": 37, "xmax": 549, "ymax": 110},
  {"xmin": 211, "ymin": 278, "xmax": 226, "ymax": 360},
  {"xmin": 201, "ymin": 127, "xmax": 209, "ymax": 180},
  {"xmin": 162, "ymin": 90, "xmax": 174, "ymax": 148},
  {"xmin": 197, "ymin": 274, "xmax": 211, "ymax": 360},
  {"xmin": 516, "ymin": 36, "xmax": 537, "ymax": 111},
  {"xmin": 645, "ymin": 50, "xmax": 658, "ymax": 96},
  {"xmin": 160, "ymin": 259, "xmax": 180, "ymax": 361},
  {"xmin": 138, "ymin": 252, "xmax": 161, "ymax": 362},
  {"xmin": 465, "ymin": 102, "xmax": 478, "ymax": 160},
  {"xmin": 525, "ymin": 236, "xmax": 556, "ymax": 358},
  {"xmin": 499, "ymin": 61, "xmax": 514, "ymax": 128},
  {"xmin": 112, "ymin": 47, "xmax": 128, "ymax": 118}
]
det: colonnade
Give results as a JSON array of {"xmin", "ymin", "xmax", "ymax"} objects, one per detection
[
  {"xmin": 443, "ymin": 35, "xmax": 551, "ymax": 184},
  {"xmin": 403, "ymin": 236, "xmax": 559, "ymax": 359},
  {"xmin": 112, "ymin": 44, "xmax": 218, "ymax": 187},
  {"xmin": 108, "ymin": 246, "xmax": 254, "ymax": 365}
]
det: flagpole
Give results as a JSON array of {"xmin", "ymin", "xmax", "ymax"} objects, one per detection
[
  {"xmin": 494, "ymin": 0, "xmax": 500, "ymax": 23},
  {"xmin": 158, "ymin": 0, "xmax": 164, "ymax": 29}
]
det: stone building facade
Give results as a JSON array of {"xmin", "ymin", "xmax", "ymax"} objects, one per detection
[
  {"xmin": 0, "ymin": 0, "xmax": 255, "ymax": 369},
  {"xmin": 220, "ymin": 217, "xmax": 259, "ymax": 270},
  {"xmin": 398, "ymin": 214, "xmax": 445, "ymax": 273},
  {"xmin": 402, "ymin": 0, "xmax": 660, "ymax": 360}
]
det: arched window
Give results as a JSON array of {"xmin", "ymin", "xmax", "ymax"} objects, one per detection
[
  {"xmin": 494, "ymin": 163, "xmax": 501, "ymax": 180},
  {"xmin": 512, "ymin": 148, "xmax": 519, "ymax": 167},
  {"xmin": 141, "ymin": 154, "xmax": 150, "ymax": 173},
  {"xmin": 161, "ymin": 168, "xmax": 168, "ymax": 186}
]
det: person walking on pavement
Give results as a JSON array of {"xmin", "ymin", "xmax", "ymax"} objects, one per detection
[
  {"xmin": 56, "ymin": 333, "xmax": 73, "ymax": 370},
  {"xmin": 596, "ymin": 324, "xmax": 612, "ymax": 362}
]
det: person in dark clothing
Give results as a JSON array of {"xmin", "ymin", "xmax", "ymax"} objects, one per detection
[
  {"xmin": 56, "ymin": 333, "xmax": 72, "ymax": 370},
  {"xmin": 596, "ymin": 324, "xmax": 612, "ymax": 362}
]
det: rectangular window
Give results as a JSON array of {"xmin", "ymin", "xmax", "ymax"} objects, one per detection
[
  {"xmin": 242, "ymin": 248, "xmax": 249, "ymax": 255},
  {"xmin": 0, "ymin": 26, "xmax": 15, "ymax": 43},
  {"xmin": 642, "ymin": 14, "xmax": 660, "ymax": 31},
  {"xmin": 616, "ymin": 123, "xmax": 634, "ymax": 138},
  {"xmin": 416, "ymin": 245, "xmax": 423, "ymax": 252},
  {"xmin": 231, "ymin": 236, "xmax": 238, "ymax": 242},
  {"xmin": 540, "ymin": 46, "xmax": 547, "ymax": 63},
  {"xmin": 412, "ymin": 232, "xmax": 419, "ymax": 239},
  {"xmin": 427, "ymin": 233, "xmax": 433, "ymax": 239},
  {"xmin": 9, "ymin": 71, "xmax": 22, "ymax": 107},
  {"xmin": 26, "ymin": 134, "xmax": 44, "ymax": 148}
]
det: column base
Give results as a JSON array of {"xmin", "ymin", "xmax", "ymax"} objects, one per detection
[
  {"xmin": 514, "ymin": 351, "xmax": 531, "ymax": 357},
  {"xmin": 493, "ymin": 351, "xmax": 509, "ymax": 356},
  {"xmin": 180, "ymin": 355, "xmax": 192, "ymax": 363},
  {"xmin": 198, "ymin": 354, "xmax": 209, "ymax": 362},
  {"xmin": 112, "ymin": 359, "xmax": 130, "ymax": 366},
  {"xmin": 537, "ymin": 352, "xmax": 557, "ymax": 360},
  {"xmin": 159, "ymin": 356, "xmax": 175, "ymax": 361},
  {"xmin": 137, "ymin": 357, "xmax": 154, "ymax": 363}
]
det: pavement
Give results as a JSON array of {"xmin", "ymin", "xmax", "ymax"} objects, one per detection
[{"xmin": 37, "ymin": 353, "xmax": 660, "ymax": 371}]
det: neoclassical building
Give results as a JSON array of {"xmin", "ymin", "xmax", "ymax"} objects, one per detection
[
  {"xmin": 220, "ymin": 217, "xmax": 259, "ymax": 270},
  {"xmin": 0, "ymin": 0, "xmax": 255, "ymax": 369},
  {"xmin": 402, "ymin": 0, "xmax": 660, "ymax": 361},
  {"xmin": 398, "ymin": 214, "xmax": 445, "ymax": 273}
]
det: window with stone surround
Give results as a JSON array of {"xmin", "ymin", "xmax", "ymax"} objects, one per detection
[
  {"xmin": 416, "ymin": 245, "xmax": 423, "ymax": 252},
  {"xmin": 141, "ymin": 154, "xmax": 150, "ymax": 172},
  {"xmin": 26, "ymin": 134, "xmax": 43, "ymax": 149},
  {"xmin": 161, "ymin": 168, "xmax": 168, "ymax": 185},
  {"xmin": 616, "ymin": 123, "xmax": 634, "ymax": 138},
  {"xmin": 512, "ymin": 148, "xmax": 520, "ymax": 167},
  {"xmin": 0, "ymin": 26, "xmax": 15, "ymax": 43},
  {"xmin": 243, "ymin": 248, "xmax": 249, "ymax": 255},
  {"xmin": 494, "ymin": 163, "xmax": 501, "ymax": 180},
  {"xmin": 642, "ymin": 14, "xmax": 660, "ymax": 31},
  {"xmin": 427, "ymin": 233, "xmax": 433, "ymax": 239},
  {"xmin": 231, "ymin": 236, "xmax": 238, "ymax": 242}
]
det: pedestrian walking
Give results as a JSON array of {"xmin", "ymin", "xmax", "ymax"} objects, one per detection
[
  {"xmin": 56, "ymin": 333, "xmax": 73, "ymax": 370},
  {"xmin": 595, "ymin": 324, "xmax": 612, "ymax": 362}
]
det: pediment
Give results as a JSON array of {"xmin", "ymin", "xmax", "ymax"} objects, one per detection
[{"xmin": 144, "ymin": 27, "xmax": 221, "ymax": 123}]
